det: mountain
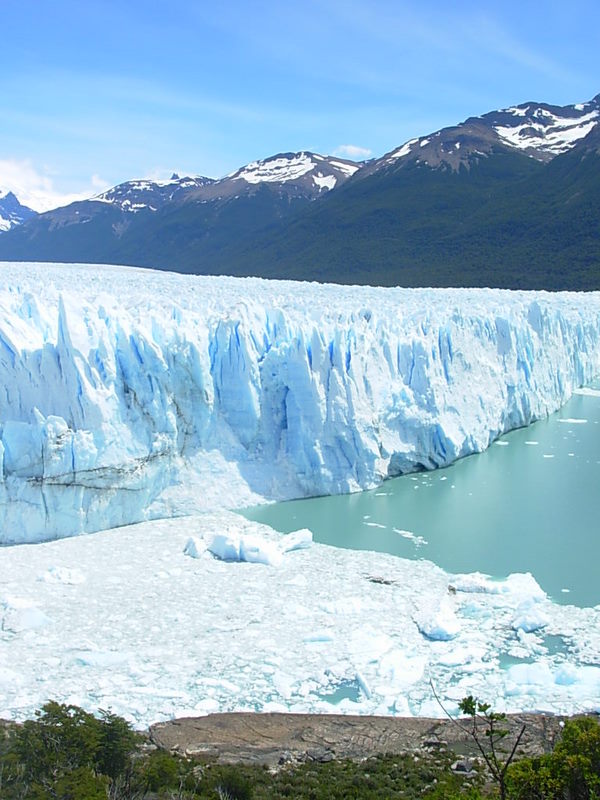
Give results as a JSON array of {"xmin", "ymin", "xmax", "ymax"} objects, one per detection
[
  {"xmin": 210, "ymin": 95, "xmax": 600, "ymax": 290},
  {"xmin": 0, "ymin": 153, "xmax": 359, "ymax": 267},
  {"xmin": 0, "ymin": 190, "xmax": 37, "ymax": 232},
  {"xmin": 360, "ymin": 95, "xmax": 600, "ymax": 176},
  {"xmin": 0, "ymin": 95, "xmax": 598, "ymax": 290}
]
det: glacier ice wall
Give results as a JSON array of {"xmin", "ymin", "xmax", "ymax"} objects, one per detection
[{"xmin": 1, "ymin": 262, "xmax": 600, "ymax": 544}]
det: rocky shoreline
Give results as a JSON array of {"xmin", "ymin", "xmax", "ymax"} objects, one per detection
[{"xmin": 149, "ymin": 711, "xmax": 572, "ymax": 768}]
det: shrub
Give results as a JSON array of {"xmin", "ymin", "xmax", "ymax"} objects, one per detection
[{"xmin": 506, "ymin": 716, "xmax": 600, "ymax": 799}]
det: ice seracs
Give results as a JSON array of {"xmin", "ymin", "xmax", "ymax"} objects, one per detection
[{"xmin": 1, "ymin": 262, "xmax": 600, "ymax": 544}]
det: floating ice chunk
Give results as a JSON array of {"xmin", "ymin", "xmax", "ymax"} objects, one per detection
[
  {"xmin": 512, "ymin": 599, "xmax": 549, "ymax": 633},
  {"xmin": 377, "ymin": 651, "xmax": 426, "ymax": 688},
  {"xmin": 37, "ymin": 566, "xmax": 85, "ymax": 585},
  {"xmin": 437, "ymin": 644, "xmax": 485, "ymax": 667},
  {"xmin": 506, "ymin": 662, "xmax": 553, "ymax": 692},
  {"xmin": 393, "ymin": 528, "xmax": 427, "ymax": 546},
  {"xmin": 286, "ymin": 573, "xmax": 307, "ymax": 587},
  {"xmin": 393, "ymin": 695, "xmax": 411, "ymax": 715},
  {"xmin": 452, "ymin": 572, "xmax": 546, "ymax": 600},
  {"xmin": 558, "ymin": 418, "xmax": 587, "ymax": 424},
  {"xmin": 1, "ymin": 596, "xmax": 53, "ymax": 632},
  {"xmin": 320, "ymin": 596, "xmax": 370, "ymax": 615},
  {"xmin": 303, "ymin": 630, "xmax": 334, "ymax": 643},
  {"xmin": 183, "ymin": 536, "xmax": 206, "ymax": 559},
  {"xmin": 554, "ymin": 664, "xmax": 579, "ymax": 686},
  {"xmin": 240, "ymin": 534, "xmax": 283, "ymax": 566},
  {"xmin": 280, "ymin": 528, "xmax": 313, "ymax": 552},
  {"xmin": 524, "ymin": 441, "xmax": 538, "ymax": 445},
  {"xmin": 574, "ymin": 387, "xmax": 600, "ymax": 397},
  {"xmin": 262, "ymin": 700, "xmax": 289, "ymax": 713},
  {"xmin": 495, "ymin": 441, "xmax": 509, "ymax": 446},
  {"xmin": 415, "ymin": 599, "xmax": 460, "ymax": 641},
  {"xmin": 355, "ymin": 670, "xmax": 372, "ymax": 699},
  {"xmin": 207, "ymin": 530, "xmax": 285, "ymax": 565},
  {"xmin": 207, "ymin": 533, "xmax": 241, "ymax": 561},
  {"xmin": 7, "ymin": 607, "xmax": 53, "ymax": 632},
  {"xmin": 72, "ymin": 650, "xmax": 129, "ymax": 667},
  {"xmin": 193, "ymin": 698, "xmax": 220, "ymax": 715},
  {"xmin": 549, "ymin": 665, "xmax": 600, "ymax": 700}
]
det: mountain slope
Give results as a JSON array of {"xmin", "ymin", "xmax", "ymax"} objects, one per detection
[
  {"xmin": 202, "ymin": 96, "xmax": 600, "ymax": 290},
  {"xmin": 0, "ymin": 153, "xmax": 358, "ymax": 267},
  {"xmin": 0, "ymin": 191, "xmax": 37, "ymax": 232}
]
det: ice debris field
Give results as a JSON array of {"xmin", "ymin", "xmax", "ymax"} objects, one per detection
[{"xmin": 1, "ymin": 262, "xmax": 600, "ymax": 726}]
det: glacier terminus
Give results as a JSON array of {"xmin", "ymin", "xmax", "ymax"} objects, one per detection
[{"xmin": 1, "ymin": 262, "xmax": 600, "ymax": 544}]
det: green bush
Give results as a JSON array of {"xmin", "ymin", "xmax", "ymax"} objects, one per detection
[
  {"xmin": 506, "ymin": 716, "xmax": 600, "ymax": 800},
  {"xmin": 1, "ymin": 701, "xmax": 142, "ymax": 799}
]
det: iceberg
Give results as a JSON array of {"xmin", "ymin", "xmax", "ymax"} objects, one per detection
[{"xmin": 0, "ymin": 262, "xmax": 600, "ymax": 544}]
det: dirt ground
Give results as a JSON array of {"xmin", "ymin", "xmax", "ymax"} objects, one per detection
[{"xmin": 150, "ymin": 711, "xmax": 568, "ymax": 767}]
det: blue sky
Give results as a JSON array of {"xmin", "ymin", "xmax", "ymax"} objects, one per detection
[{"xmin": 1, "ymin": 0, "xmax": 599, "ymax": 209}]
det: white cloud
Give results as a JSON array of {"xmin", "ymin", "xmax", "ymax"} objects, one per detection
[
  {"xmin": 333, "ymin": 144, "xmax": 372, "ymax": 160},
  {"xmin": 0, "ymin": 160, "xmax": 111, "ymax": 212}
]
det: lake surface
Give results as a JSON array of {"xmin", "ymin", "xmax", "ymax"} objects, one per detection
[{"xmin": 242, "ymin": 386, "xmax": 600, "ymax": 608}]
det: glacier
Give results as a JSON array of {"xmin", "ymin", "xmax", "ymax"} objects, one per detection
[
  {"xmin": 2, "ymin": 261, "xmax": 600, "ymax": 726},
  {"xmin": 1, "ymin": 261, "xmax": 600, "ymax": 544}
]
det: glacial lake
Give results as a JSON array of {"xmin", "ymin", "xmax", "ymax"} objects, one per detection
[{"xmin": 242, "ymin": 385, "xmax": 600, "ymax": 608}]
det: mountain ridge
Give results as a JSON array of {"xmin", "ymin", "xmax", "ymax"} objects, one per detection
[{"xmin": 0, "ymin": 94, "xmax": 598, "ymax": 290}]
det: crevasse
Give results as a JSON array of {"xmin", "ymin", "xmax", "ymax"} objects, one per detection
[{"xmin": 1, "ymin": 262, "xmax": 599, "ymax": 544}]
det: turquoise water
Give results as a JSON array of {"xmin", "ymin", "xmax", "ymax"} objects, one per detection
[{"xmin": 242, "ymin": 387, "xmax": 600, "ymax": 608}]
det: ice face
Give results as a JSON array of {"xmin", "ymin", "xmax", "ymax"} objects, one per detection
[
  {"xmin": 1, "ymin": 511, "xmax": 599, "ymax": 727},
  {"xmin": 0, "ymin": 262, "xmax": 600, "ymax": 544}
]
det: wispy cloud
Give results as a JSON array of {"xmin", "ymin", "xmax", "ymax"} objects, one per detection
[
  {"xmin": 460, "ymin": 13, "xmax": 584, "ymax": 86},
  {"xmin": 0, "ymin": 159, "xmax": 110, "ymax": 212},
  {"xmin": 333, "ymin": 144, "xmax": 372, "ymax": 159}
]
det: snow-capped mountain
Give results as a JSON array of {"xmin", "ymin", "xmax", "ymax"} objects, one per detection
[
  {"xmin": 91, "ymin": 173, "xmax": 216, "ymax": 213},
  {"xmin": 366, "ymin": 95, "xmax": 600, "ymax": 175},
  {"xmin": 0, "ymin": 190, "xmax": 37, "ymax": 232},
  {"xmin": 227, "ymin": 151, "xmax": 360, "ymax": 193},
  {"xmin": 85, "ymin": 152, "xmax": 358, "ymax": 215},
  {"xmin": 0, "ymin": 151, "xmax": 360, "ymax": 269},
  {"xmin": 215, "ymin": 95, "xmax": 600, "ymax": 290},
  {"xmin": 0, "ymin": 95, "xmax": 598, "ymax": 289}
]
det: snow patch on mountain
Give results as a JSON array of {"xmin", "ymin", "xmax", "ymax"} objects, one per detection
[
  {"xmin": 389, "ymin": 139, "xmax": 419, "ymax": 160},
  {"xmin": 91, "ymin": 175, "xmax": 214, "ymax": 212},
  {"xmin": 494, "ymin": 108, "xmax": 598, "ymax": 156},
  {"xmin": 313, "ymin": 173, "xmax": 337, "ymax": 191},
  {"xmin": 234, "ymin": 153, "xmax": 317, "ymax": 184},
  {"xmin": 328, "ymin": 160, "xmax": 360, "ymax": 176},
  {"xmin": 231, "ymin": 153, "xmax": 359, "ymax": 186}
]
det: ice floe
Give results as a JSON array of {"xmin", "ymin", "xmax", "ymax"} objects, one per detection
[{"xmin": 1, "ymin": 511, "xmax": 599, "ymax": 727}]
